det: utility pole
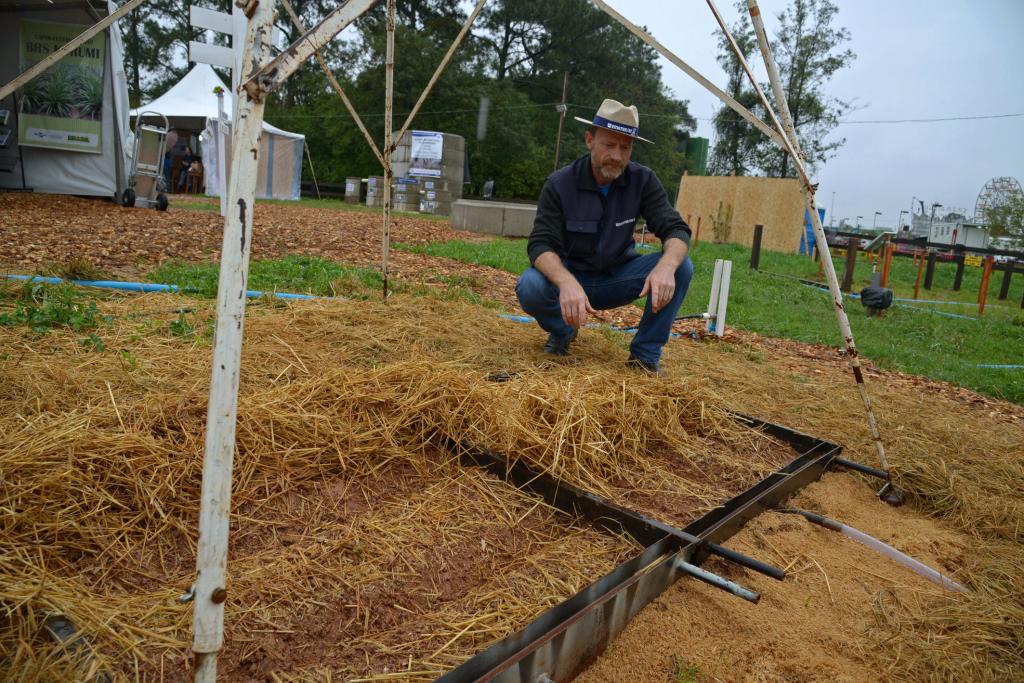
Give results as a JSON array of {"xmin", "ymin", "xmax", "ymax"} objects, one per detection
[
  {"xmin": 829, "ymin": 191, "xmax": 835, "ymax": 228},
  {"xmin": 553, "ymin": 71, "xmax": 569, "ymax": 171}
]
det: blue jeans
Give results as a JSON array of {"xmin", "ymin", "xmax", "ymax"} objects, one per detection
[{"xmin": 515, "ymin": 253, "xmax": 694, "ymax": 366}]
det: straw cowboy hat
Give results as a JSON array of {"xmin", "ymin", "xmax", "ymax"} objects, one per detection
[{"xmin": 574, "ymin": 98, "xmax": 653, "ymax": 144}]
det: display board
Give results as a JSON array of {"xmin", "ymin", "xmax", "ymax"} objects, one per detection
[
  {"xmin": 409, "ymin": 130, "xmax": 443, "ymax": 177},
  {"xmin": 18, "ymin": 20, "xmax": 106, "ymax": 153}
]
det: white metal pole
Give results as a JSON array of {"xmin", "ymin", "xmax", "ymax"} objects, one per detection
[
  {"xmin": 741, "ymin": 0, "xmax": 891, "ymax": 472},
  {"xmin": 0, "ymin": 0, "xmax": 152, "ymax": 102},
  {"xmin": 382, "ymin": 0, "xmax": 395, "ymax": 299},
  {"xmin": 192, "ymin": 2, "xmax": 276, "ymax": 680},
  {"xmin": 216, "ymin": 90, "xmax": 227, "ymax": 218}
]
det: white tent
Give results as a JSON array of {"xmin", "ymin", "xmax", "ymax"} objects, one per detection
[
  {"xmin": 132, "ymin": 64, "xmax": 304, "ymax": 201},
  {"xmin": 0, "ymin": 1, "xmax": 131, "ymax": 198}
]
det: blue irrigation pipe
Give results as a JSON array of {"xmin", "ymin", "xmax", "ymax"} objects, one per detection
[
  {"xmin": 4, "ymin": 274, "xmax": 330, "ymax": 301},
  {"xmin": 976, "ymin": 364, "xmax": 1024, "ymax": 370}
]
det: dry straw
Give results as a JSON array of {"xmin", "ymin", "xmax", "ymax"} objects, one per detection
[{"xmin": 1, "ymin": 294, "xmax": 789, "ymax": 680}]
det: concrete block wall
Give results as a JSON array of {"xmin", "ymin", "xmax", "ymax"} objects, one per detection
[{"xmin": 451, "ymin": 200, "xmax": 537, "ymax": 238}]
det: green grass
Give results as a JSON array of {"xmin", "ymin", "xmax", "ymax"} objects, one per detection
[
  {"xmin": 148, "ymin": 255, "xmax": 383, "ymax": 298},
  {"xmin": 392, "ymin": 237, "xmax": 1024, "ymax": 404},
  {"xmin": 395, "ymin": 238, "xmax": 529, "ymax": 273}
]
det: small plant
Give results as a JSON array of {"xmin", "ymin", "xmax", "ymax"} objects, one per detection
[
  {"xmin": 81, "ymin": 332, "xmax": 106, "ymax": 352},
  {"xmin": 169, "ymin": 312, "xmax": 195, "ymax": 338},
  {"xmin": 119, "ymin": 348, "xmax": 138, "ymax": 371},
  {"xmin": 0, "ymin": 283, "xmax": 100, "ymax": 333},
  {"xmin": 671, "ymin": 654, "xmax": 700, "ymax": 683}
]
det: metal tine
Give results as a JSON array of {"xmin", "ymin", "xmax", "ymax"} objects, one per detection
[{"xmin": 675, "ymin": 558, "xmax": 761, "ymax": 603}]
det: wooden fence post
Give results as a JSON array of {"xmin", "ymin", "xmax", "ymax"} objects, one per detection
[
  {"xmin": 998, "ymin": 260, "xmax": 1015, "ymax": 300},
  {"xmin": 880, "ymin": 241, "xmax": 893, "ymax": 288},
  {"xmin": 978, "ymin": 255, "xmax": 994, "ymax": 315},
  {"xmin": 913, "ymin": 250, "xmax": 925, "ymax": 300},
  {"xmin": 923, "ymin": 250, "xmax": 938, "ymax": 290},
  {"xmin": 840, "ymin": 238, "xmax": 858, "ymax": 292},
  {"xmin": 953, "ymin": 252, "xmax": 966, "ymax": 291},
  {"xmin": 750, "ymin": 224, "xmax": 764, "ymax": 270}
]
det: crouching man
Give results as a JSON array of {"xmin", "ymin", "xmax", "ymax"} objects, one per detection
[{"xmin": 515, "ymin": 99, "xmax": 693, "ymax": 374}]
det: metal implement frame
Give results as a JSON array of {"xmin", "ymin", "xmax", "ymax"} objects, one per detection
[{"xmin": 436, "ymin": 414, "xmax": 842, "ymax": 682}]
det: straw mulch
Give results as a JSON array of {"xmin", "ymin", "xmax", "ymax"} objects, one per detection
[{"xmin": 1, "ymin": 291, "xmax": 795, "ymax": 681}]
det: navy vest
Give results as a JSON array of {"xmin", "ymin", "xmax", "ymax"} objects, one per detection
[{"xmin": 550, "ymin": 155, "xmax": 651, "ymax": 272}]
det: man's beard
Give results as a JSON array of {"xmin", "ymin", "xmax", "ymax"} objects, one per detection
[{"xmin": 598, "ymin": 162, "xmax": 624, "ymax": 182}]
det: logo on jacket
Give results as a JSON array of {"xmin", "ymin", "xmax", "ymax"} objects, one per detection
[{"xmin": 615, "ymin": 218, "xmax": 636, "ymax": 227}]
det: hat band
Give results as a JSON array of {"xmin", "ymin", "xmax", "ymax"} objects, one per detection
[{"xmin": 592, "ymin": 115, "xmax": 638, "ymax": 138}]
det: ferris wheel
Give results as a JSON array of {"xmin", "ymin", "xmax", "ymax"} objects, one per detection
[{"xmin": 974, "ymin": 176, "xmax": 1023, "ymax": 222}]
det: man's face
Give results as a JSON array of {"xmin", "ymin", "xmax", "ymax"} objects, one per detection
[{"xmin": 586, "ymin": 128, "xmax": 634, "ymax": 183}]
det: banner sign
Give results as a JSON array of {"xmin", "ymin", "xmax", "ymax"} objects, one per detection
[
  {"xmin": 18, "ymin": 20, "xmax": 106, "ymax": 153},
  {"xmin": 409, "ymin": 130, "xmax": 443, "ymax": 177}
]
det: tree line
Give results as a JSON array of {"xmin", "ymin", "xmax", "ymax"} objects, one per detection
[{"xmin": 121, "ymin": 0, "xmax": 854, "ymax": 199}]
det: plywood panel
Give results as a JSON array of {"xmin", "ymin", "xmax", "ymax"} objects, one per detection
[{"xmin": 676, "ymin": 176, "xmax": 805, "ymax": 253}]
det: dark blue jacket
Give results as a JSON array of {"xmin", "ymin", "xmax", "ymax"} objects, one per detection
[{"xmin": 527, "ymin": 154, "xmax": 690, "ymax": 272}]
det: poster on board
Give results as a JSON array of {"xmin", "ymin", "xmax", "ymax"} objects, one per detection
[
  {"xmin": 18, "ymin": 20, "xmax": 106, "ymax": 153},
  {"xmin": 409, "ymin": 130, "xmax": 443, "ymax": 177}
]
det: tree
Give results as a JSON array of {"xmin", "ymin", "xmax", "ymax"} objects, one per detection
[
  {"xmin": 119, "ymin": 0, "xmax": 232, "ymax": 106},
  {"xmin": 708, "ymin": 2, "xmax": 761, "ymax": 176},
  {"xmin": 755, "ymin": 0, "xmax": 855, "ymax": 178},
  {"xmin": 983, "ymin": 193, "xmax": 1024, "ymax": 240}
]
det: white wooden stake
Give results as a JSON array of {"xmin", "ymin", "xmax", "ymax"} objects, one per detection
[
  {"xmin": 707, "ymin": 259, "xmax": 724, "ymax": 334},
  {"xmin": 715, "ymin": 260, "xmax": 732, "ymax": 338},
  {"xmin": 192, "ymin": 1, "xmax": 277, "ymax": 680}
]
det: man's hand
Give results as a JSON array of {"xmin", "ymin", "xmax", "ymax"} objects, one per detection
[
  {"xmin": 534, "ymin": 251, "xmax": 594, "ymax": 329},
  {"xmin": 559, "ymin": 278, "xmax": 596, "ymax": 329},
  {"xmin": 640, "ymin": 238, "xmax": 689, "ymax": 313}
]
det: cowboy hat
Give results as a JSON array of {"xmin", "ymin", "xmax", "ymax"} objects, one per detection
[{"xmin": 574, "ymin": 98, "xmax": 653, "ymax": 144}]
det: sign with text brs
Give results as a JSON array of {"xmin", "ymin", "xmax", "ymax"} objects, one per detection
[
  {"xmin": 18, "ymin": 20, "xmax": 106, "ymax": 153},
  {"xmin": 409, "ymin": 130, "xmax": 443, "ymax": 177}
]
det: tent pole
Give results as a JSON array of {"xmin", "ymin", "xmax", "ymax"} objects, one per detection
[
  {"xmin": 304, "ymin": 142, "xmax": 321, "ymax": 199},
  {"xmin": 382, "ymin": 0, "xmax": 395, "ymax": 299},
  {"xmin": 191, "ymin": 2, "xmax": 276, "ymax": 681},
  {"xmin": 0, "ymin": 0, "xmax": 151, "ymax": 102}
]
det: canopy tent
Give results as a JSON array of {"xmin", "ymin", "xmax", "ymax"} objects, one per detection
[
  {"xmin": 132, "ymin": 64, "xmax": 304, "ymax": 200},
  {"xmin": 0, "ymin": 0, "xmax": 131, "ymax": 197}
]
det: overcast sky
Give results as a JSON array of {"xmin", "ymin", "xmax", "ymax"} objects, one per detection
[{"xmin": 600, "ymin": 0, "xmax": 1024, "ymax": 229}]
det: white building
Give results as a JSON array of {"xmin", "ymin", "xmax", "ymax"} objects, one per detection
[{"xmin": 910, "ymin": 212, "xmax": 990, "ymax": 249}]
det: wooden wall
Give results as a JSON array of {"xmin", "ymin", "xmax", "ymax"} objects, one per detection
[{"xmin": 675, "ymin": 175, "xmax": 806, "ymax": 253}]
